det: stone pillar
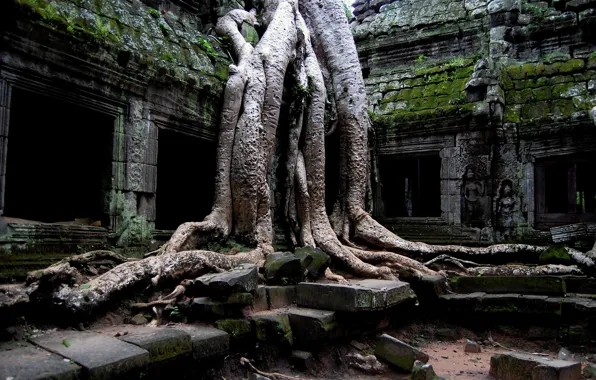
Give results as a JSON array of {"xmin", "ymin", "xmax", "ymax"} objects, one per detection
[
  {"xmin": 0, "ymin": 78, "xmax": 10, "ymax": 216},
  {"xmin": 439, "ymin": 146, "xmax": 461, "ymax": 226},
  {"xmin": 109, "ymin": 98, "xmax": 157, "ymax": 247}
]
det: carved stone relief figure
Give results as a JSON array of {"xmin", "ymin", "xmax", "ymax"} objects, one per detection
[
  {"xmin": 496, "ymin": 179, "xmax": 519, "ymax": 240},
  {"xmin": 462, "ymin": 164, "xmax": 490, "ymax": 228}
]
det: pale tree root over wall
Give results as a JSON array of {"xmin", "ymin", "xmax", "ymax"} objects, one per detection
[{"xmin": 3, "ymin": 0, "xmax": 596, "ymax": 318}]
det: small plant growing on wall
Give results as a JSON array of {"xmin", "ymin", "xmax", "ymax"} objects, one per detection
[{"xmin": 149, "ymin": 8, "xmax": 161, "ymax": 18}]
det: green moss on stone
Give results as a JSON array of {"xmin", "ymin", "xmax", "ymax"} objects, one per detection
[
  {"xmin": 216, "ymin": 319, "xmax": 252, "ymax": 337},
  {"xmin": 539, "ymin": 245, "xmax": 571, "ymax": 264},
  {"xmin": 534, "ymin": 86, "xmax": 552, "ymax": 101},
  {"xmin": 504, "ymin": 106, "xmax": 521, "ymax": 123},
  {"xmin": 558, "ymin": 59, "xmax": 585, "ymax": 73}
]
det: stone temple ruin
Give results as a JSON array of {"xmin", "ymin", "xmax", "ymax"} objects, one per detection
[
  {"xmin": 1, "ymin": 0, "xmax": 596, "ymax": 378},
  {"xmin": 1, "ymin": 0, "xmax": 595, "ymax": 279}
]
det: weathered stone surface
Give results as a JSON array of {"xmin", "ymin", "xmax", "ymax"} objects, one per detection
[
  {"xmin": 31, "ymin": 331, "xmax": 150, "ymax": 379},
  {"xmin": 411, "ymin": 360, "xmax": 439, "ymax": 380},
  {"xmin": 267, "ymin": 286, "xmax": 297, "ymax": 309},
  {"xmin": 296, "ymin": 280, "xmax": 412, "ymax": 312},
  {"xmin": 409, "ymin": 275, "xmax": 449, "ymax": 305},
  {"xmin": 0, "ymin": 341, "xmax": 81, "ymax": 380},
  {"xmin": 450, "ymin": 276, "xmax": 565, "ymax": 295},
  {"xmin": 263, "ymin": 252, "xmax": 303, "ymax": 285},
  {"xmin": 288, "ymin": 307, "xmax": 337, "ymax": 345},
  {"xmin": 191, "ymin": 297, "xmax": 246, "ymax": 319},
  {"xmin": 118, "ymin": 328, "xmax": 191, "ymax": 363},
  {"xmin": 290, "ymin": 350, "xmax": 314, "ymax": 371},
  {"xmin": 464, "ymin": 339, "xmax": 482, "ymax": 353},
  {"xmin": 557, "ymin": 347, "xmax": 574, "ymax": 361},
  {"xmin": 130, "ymin": 313, "xmax": 149, "ymax": 325},
  {"xmin": 173, "ymin": 325, "xmax": 229, "ymax": 360},
  {"xmin": 490, "ymin": 352, "xmax": 581, "ymax": 379},
  {"xmin": 374, "ymin": 334, "xmax": 429, "ymax": 372},
  {"xmin": 251, "ymin": 312, "xmax": 293, "ymax": 346},
  {"xmin": 294, "ymin": 247, "xmax": 330, "ymax": 279},
  {"xmin": 253, "ymin": 286, "xmax": 269, "ymax": 312},
  {"xmin": 215, "ymin": 319, "xmax": 253, "ymax": 339},
  {"xmin": 195, "ymin": 264, "xmax": 258, "ymax": 297}
]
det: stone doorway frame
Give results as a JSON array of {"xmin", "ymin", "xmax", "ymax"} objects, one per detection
[{"xmin": 0, "ymin": 67, "xmax": 126, "ymax": 232}]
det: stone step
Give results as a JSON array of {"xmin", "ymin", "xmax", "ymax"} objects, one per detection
[
  {"xmin": 439, "ymin": 293, "xmax": 596, "ymax": 323},
  {"xmin": 296, "ymin": 279, "xmax": 414, "ymax": 312},
  {"xmin": 450, "ymin": 276, "xmax": 566, "ymax": 295},
  {"xmin": 288, "ymin": 307, "xmax": 337, "ymax": 346}
]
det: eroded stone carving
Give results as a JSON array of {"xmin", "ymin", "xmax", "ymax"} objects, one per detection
[
  {"xmin": 495, "ymin": 179, "xmax": 519, "ymax": 240},
  {"xmin": 462, "ymin": 164, "xmax": 491, "ymax": 228}
]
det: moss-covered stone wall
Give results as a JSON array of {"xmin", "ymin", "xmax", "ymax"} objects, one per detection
[
  {"xmin": 502, "ymin": 57, "xmax": 596, "ymax": 135},
  {"xmin": 368, "ymin": 58, "xmax": 477, "ymax": 134},
  {"xmin": 355, "ymin": 0, "xmax": 596, "ymax": 245}
]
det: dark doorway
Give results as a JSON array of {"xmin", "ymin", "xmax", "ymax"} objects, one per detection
[
  {"xmin": 379, "ymin": 155, "xmax": 441, "ymax": 217},
  {"xmin": 156, "ymin": 129, "xmax": 216, "ymax": 230},
  {"xmin": 4, "ymin": 88, "xmax": 114, "ymax": 223}
]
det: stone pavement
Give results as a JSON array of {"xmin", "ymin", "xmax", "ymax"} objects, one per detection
[{"xmin": 1, "ymin": 325, "xmax": 230, "ymax": 380}]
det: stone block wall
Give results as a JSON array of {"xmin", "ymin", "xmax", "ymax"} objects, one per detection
[
  {"xmin": 357, "ymin": 0, "xmax": 596, "ymax": 244},
  {"xmin": 0, "ymin": 0, "xmax": 231, "ymax": 255}
]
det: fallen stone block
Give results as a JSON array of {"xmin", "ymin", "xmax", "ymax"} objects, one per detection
[
  {"xmin": 294, "ymin": 247, "xmax": 330, "ymax": 279},
  {"xmin": 288, "ymin": 307, "xmax": 337, "ymax": 345},
  {"xmin": 118, "ymin": 328, "xmax": 192, "ymax": 363},
  {"xmin": 374, "ymin": 334, "xmax": 429, "ymax": 372},
  {"xmin": 173, "ymin": 325, "xmax": 229, "ymax": 360},
  {"xmin": 557, "ymin": 347, "xmax": 574, "ymax": 361},
  {"xmin": 31, "ymin": 331, "xmax": 150, "ymax": 379},
  {"xmin": 195, "ymin": 264, "xmax": 258, "ymax": 297},
  {"xmin": 411, "ymin": 360, "xmax": 440, "ymax": 380},
  {"xmin": 489, "ymin": 352, "xmax": 581, "ymax": 380},
  {"xmin": 130, "ymin": 313, "xmax": 149, "ymax": 326},
  {"xmin": 267, "ymin": 286, "xmax": 297, "ymax": 309},
  {"xmin": 290, "ymin": 350, "xmax": 313, "ymax": 371},
  {"xmin": 251, "ymin": 312, "xmax": 293, "ymax": 346},
  {"xmin": 464, "ymin": 339, "xmax": 481, "ymax": 353},
  {"xmin": 263, "ymin": 252, "xmax": 303, "ymax": 285},
  {"xmin": 296, "ymin": 280, "xmax": 412, "ymax": 312},
  {"xmin": 0, "ymin": 341, "xmax": 82, "ymax": 380}
]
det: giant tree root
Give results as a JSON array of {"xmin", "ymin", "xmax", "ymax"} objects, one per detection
[
  {"xmin": 467, "ymin": 264, "xmax": 584, "ymax": 276},
  {"xmin": 29, "ymin": 250, "xmax": 261, "ymax": 317}
]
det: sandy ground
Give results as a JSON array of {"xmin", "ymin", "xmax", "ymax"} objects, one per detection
[{"xmin": 424, "ymin": 341, "xmax": 508, "ymax": 379}]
